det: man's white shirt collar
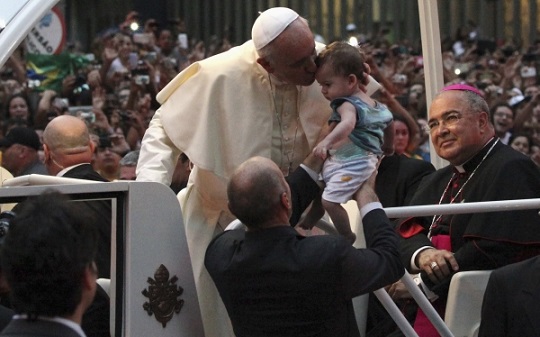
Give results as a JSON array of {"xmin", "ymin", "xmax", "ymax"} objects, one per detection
[{"xmin": 13, "ymin": 315, "xmax": 86, "ymax": 337}]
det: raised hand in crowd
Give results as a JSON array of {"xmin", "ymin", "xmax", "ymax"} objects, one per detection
[
  {"xmin": 86, "ymin": 69, "xmax": 102, "ymax": 89},
  {"xmin": 60, "ymin": 74, "xmax": 77, "ymax": 98}
]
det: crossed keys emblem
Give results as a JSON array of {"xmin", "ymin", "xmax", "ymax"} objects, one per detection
[{"xmin": 142, "ymin": 264, "xmax": 184, "ymax": 327}]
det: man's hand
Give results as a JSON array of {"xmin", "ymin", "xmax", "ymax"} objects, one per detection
[
  {"xmin": 301, "ymin": 152, "xmax": 324, "ymax": 174},
  {"xmin": 417, "ymin": 248, "xmax": 459, "ymax": 284},
  {"xmin": 354, "ymin": 169, "xmax": 379, "ymax": 207},
  {"xmin": 386, "ymin": 280, "xmax": 411, "ymax": 300}
]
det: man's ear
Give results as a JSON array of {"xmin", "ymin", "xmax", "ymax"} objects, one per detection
[
  {"xmin": 478, "ymin": 111, "xmax": 490, "ymax": 129},
  {"xmin": 257, "ymin": 57, "xmax": 274, "ymax": 74},
  {"xmin": 43, "ymin": 144, "xmax": 51, "ymax": 163},
  {"xmin": 280, "ymin": 192, "xmax": 291, "ymax": 210},
  {"xmin": 82, "ymin": 262, "xmax": 97, "ymax": 290},
  {"xmin": 88, "ymin": 141, "xmax": 95, "ymax": 154}
]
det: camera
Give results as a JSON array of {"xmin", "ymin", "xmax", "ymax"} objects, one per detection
[
  {"xmin": 144, "ymin": 51, "xmax": 157, "ymax": 63},
  {"xmin": 133, "ymin": 33, "xmax": 153, "ymax": 45},
  {"xmin": 134, "ymin": 75, "xmax": 150, "ymax": 85},
  {"xmin": 520, "ymin": 66, "xmax": 537, "ymax": 78},
  {"xmin": 68, "ymin": 106, "xmax": 95, "ymax": 124},
  {"xmin": 27, "ymin": 79, "xmax": 41, "ymax": 89},
  {"xmin": 391, "ymin": 73, "xmax": 408, "ymax": 85},
  {"xmin": 73, "ymin": 75, "xmax": 89, "ymax": 94},
  {"xmin": 132, "ymin": 60, "xmax": 150, "ymax": 86}
]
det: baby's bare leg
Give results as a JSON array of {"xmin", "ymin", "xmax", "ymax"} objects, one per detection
[{"xmin": 322, "ymin": 199, "xmax": 356, "ymax": 244}]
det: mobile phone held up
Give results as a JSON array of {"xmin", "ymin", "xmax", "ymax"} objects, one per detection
[{"xmin": 132, "ymin": 60, "xmax": 150, "ymax": 86}]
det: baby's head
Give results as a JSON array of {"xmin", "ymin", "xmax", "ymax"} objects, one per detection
[{"xmin": 316, "ymin": 42, "xmax": 368, "ymax": 83}]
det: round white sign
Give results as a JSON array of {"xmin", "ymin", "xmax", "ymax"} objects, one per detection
[{"xmin": 25, "ymin": 6, "xmax": 66, "ymax": 55}]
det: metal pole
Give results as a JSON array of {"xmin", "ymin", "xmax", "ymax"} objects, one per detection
[
  {"xmin": 373, "ymin": 287, "xmax": 419, "ymax": 337},
  {"xmin": 401, "ymin": 272, "xmax": 454, "ymax": 337},
  {"xmin": 384, "ymin": 198, "xmax": 540, "ymax": 218},
  {"xmin": 417, "ymin": 0, "xmax": 446, "ymax": 170}
]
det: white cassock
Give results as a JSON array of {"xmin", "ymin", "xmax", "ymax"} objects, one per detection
[{"xmin": 136, "ymin": 40, "xmax": 331, "ymax": 337}]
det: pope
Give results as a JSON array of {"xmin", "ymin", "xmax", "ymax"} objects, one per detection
[{"xmin": 136, "ymin": 7, "xmax": 331, "ymax": 337}]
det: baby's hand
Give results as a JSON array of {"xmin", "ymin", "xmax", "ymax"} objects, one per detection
[{"xmin": 312, "ymin": 144, "xmax": 329, "ymax": 160}]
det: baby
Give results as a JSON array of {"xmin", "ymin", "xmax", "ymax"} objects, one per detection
[{"xmin": 301, "ymin": 41, "xmax": 394, "ymax": 243}]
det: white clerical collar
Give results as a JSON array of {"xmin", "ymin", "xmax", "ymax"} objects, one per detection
[
  {"xmin": 57, "ymin": 163, "xmax": 89, "ymax": 177},
  {"xmin": 454, "ymin": 137, "xmax": 496, "ymax": 173},
  {"xmin": 13, "ymin": 315, "xmax": 86, "ymax": 337}
]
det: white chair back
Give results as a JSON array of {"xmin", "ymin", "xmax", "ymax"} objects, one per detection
[{"xmin": 444, "ymin": 270, "xmax": 493, "ymax": 337}]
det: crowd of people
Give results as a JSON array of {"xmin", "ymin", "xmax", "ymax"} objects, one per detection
[
  {"xmin": 0, "ymin": 6, "xmax": 538, "ymax": 337},
  {"xmin": 1, "ymin": 11, "xmax": 540, "ymax": 178}
]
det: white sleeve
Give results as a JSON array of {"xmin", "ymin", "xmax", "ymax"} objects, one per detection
[
  {"xmin": 136, "ymin": 107, "xmax": 181, "ymax": 185},
  {"xmin": 359, "ymin": 202, "xmax": 383, "ymax": 218}
]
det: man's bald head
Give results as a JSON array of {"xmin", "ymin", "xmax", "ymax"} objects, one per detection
[
  {"xmin": 42, "ymin": 115, "xmax": 95, "ymax": 175},
  {"xmin": 43, "ymin": 115, "xmax": 91, "ymax": 153},
  {"xmin": 227, "ymin": 157, "xmax": 291, "ymax": 229}
]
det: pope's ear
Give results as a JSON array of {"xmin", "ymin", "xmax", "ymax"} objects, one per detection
[{"xmin": 257, "ymin": 57, "xmax": 273, "ymax": 73}]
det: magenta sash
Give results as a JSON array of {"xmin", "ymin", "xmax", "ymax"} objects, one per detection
[{"xmin": 413, "ymin": 234, "xmax": 452, "ymax": 336}]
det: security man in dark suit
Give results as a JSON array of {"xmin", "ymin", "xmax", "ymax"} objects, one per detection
[
  {"xmin": 205, "ymin": 156, "xmax": 403, "ymax": 337},
  {"xmin": 42, "ymin": 115, "xmax": 111, "ymax": 279}
]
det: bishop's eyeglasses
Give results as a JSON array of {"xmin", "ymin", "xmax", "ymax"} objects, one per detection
[{"xmin": 427, "ymin": 112, "xmax": 463, "ymax": 132}]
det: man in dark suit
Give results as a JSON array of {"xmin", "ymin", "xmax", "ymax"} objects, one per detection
[
  {"xmin": 42, "ymin": 115, "xmax": 111, "ymax": 279},
  {"xmin": 478, "ymin": 255, "xmax": 540, "ymax": 337},
  {"xmin": 204, "ymin": 156, "xmax": 403, "ymax": 337},
  {"xmin": 0, "ymin": 192, "xmax": 99, "ymax": 337}
]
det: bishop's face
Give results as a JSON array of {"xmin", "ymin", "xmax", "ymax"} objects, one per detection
[{"xmin": 428, "ymin": 91, "xmax": 489, "ymax": 166}]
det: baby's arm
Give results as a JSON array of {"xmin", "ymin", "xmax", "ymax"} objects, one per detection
[
  {"xmin": 312, "ymin": 102, "xmax": 357, "ymax": 160},
  {"xmin": 381, "ymin": 120, "xmax": 395, "ymax": 155}
]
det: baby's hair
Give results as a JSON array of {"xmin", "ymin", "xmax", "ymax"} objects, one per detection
[{"xmin": 316, "ymin": 41, "xmax": 369, "ymax": 85}]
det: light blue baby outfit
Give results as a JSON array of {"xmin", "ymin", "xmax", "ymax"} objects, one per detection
[{"xmin": 322, "ymin": 96, "xmax": 393, "ymax": 203}]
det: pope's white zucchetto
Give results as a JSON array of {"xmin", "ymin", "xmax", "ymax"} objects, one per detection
[{"xmin": 251, "ymin": 7, "xmax": 299, "ymax": 50}]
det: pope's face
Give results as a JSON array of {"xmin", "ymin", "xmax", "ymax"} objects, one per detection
[
  {"xmin": 271, "ymin": 41, "xmax": 317, "ymax": 86},
  {"xmin": 428, "ymin": 91, "xmax": 487, "ymax": 166},
  {"xmin": 266, "ymin": 20, "xmax": 318, "ymax": 86}
]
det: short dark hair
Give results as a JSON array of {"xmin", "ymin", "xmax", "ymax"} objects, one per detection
[
  {"xmin": 0, "ymin": 191, "xmax": 98, "ymax": 318},
  {"xmin": 316, "ymin": 41, "xmax": 368, "ymax": 84}
]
